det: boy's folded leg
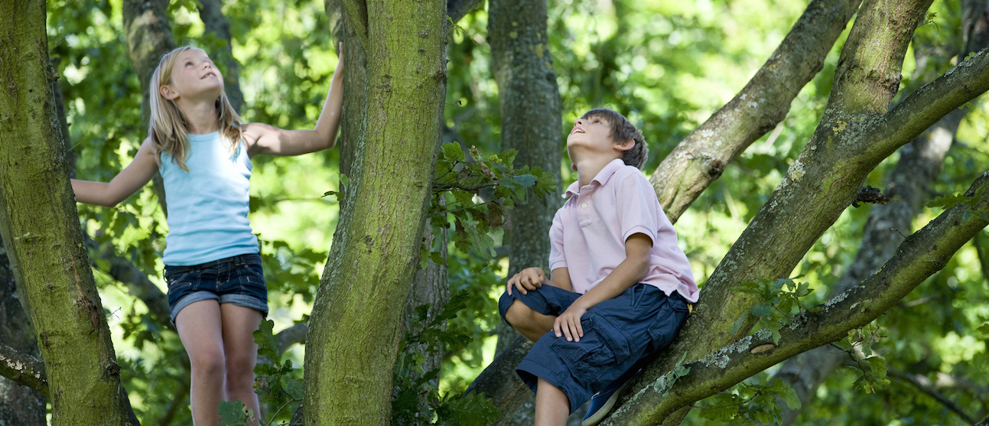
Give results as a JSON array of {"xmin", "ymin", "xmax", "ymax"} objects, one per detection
[
  {"xmin": 498, "ymin": 284, "xmax": 582, "ymax": 323},
  {"xmin": 512, "ymin": 284, "xmax": 691, "ymax": 418}
]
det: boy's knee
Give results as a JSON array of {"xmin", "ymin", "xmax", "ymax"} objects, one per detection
[{"xmin": 506, "ymin": 299, "xmax": 543, "ymax": 331}]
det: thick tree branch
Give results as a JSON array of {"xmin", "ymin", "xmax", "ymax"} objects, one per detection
[
  {"xmin": 827, "ymin": 0, "xmax": 934, "ymax": 116},
  {"xmin": 649, "ymin": 0, "xmax": 863, "ymax": 223},
  {"xmin": 878, "ymin": 46, "xmax": 989, "ymax": 152},
  {"xmin": 448, "ymin": 0, "xmax": 484, "ymax": 25},
  {"xmin": 593, "ymin": 2, "xmax": 982, "ymax": 423},
  {"xmin": 771, "ymin": 4, "xmax": 989, "ymax": 418},
  {"xmin": 0, "ymin": 343, "xmax": 47, "ymax": 398},
  {"xmin": 84, "ymin": 234, "xmax": 172, "ymax": 329},
  {"xmin": 603, "ymin": 173, "xmax": 989, "ymax": 425}
]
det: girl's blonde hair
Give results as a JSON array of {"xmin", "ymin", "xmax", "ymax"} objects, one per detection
[{"xmin": 149, "ymin": 46, "xmax": 243, "ymax": 172}]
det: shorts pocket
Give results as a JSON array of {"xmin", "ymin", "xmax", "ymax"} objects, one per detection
[
  {"xmin": 550, "ymin": 314, "xmax": 630, "ymax": 387},
  {"xmin": 646, "ymin": 301, "xmax": 688, "ymax": 352}
]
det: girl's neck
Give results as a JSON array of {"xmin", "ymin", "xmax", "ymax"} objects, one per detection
[{"xmin": 177, "ymin": 99, "xmax": 220, "ymax": 135}]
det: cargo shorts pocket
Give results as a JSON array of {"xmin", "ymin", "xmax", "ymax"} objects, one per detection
[
  {"xmin": 550, "ymin": 313, "xmax": 633, "ymax": 387},
  {"xmin": 646, "ymin": 299, "xmax": 689, "ymax": 351}
]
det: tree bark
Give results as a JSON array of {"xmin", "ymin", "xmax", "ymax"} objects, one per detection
[
  {"xmin": 771, "ymin": 2, "xmax": 989, "ymax": 420},
  {"xmin": 649, "ymin": 0, "xmax": 864, "ymax": 224},
  {"xmin": 0, "ymin": 1, "xmax": 136, "ymax": 423},
  {"xmin": 598, "ymin": 0, "xmax": 989, "ymax": 423},
  {"xmin": 197, "ymin": 0, "xmax": 245, "ymax": 113},
  {"xmin": 483, "ymin": 0, "xmax": 563, "ymax": 422},
  {"xmin": 470, "ymin": 0, "xmax": 862, "ymax": 414},
  {"xmin": 302, "ymin": 1, "xmax": 447, "ymax": 424},
  {"xmin": 0, "ymin": 242, "xmax": 47, "ymax": 426},
  {"xmin": 603, "ymin": 173, "xmax": 989, "ymax": 425}
]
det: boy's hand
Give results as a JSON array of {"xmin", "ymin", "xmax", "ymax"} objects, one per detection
[
  {"xmin": 554, "ymin": 303, "xmax": 587, "ymax": 342},
  {"xmin": 506, "ymin": 267, "xmax": 548, "ymax": 295}
]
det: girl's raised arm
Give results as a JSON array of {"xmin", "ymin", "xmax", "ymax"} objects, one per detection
[
  {"xmin": 244, "ymin": 46, "xmax": 344, "ymax": 157},
  {"xmin": 71, "ymin": 138, "xmax": 160, "ymax": 207}
]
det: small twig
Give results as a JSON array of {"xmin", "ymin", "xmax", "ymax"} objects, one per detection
[{"xmin": 888, "ymin": 368, "xmax": 978, "ymax": 424}]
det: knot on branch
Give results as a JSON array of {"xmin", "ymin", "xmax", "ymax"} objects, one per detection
[
  {"xmin": 852, "ymin": 186, "xmax": 891, "ymax": 208},
  {"xmin": 707, "ymin": 160, "xmax": 725, "ymax": 177}
]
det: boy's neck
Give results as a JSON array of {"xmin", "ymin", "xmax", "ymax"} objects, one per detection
[{"xmin": 573, "ymin": 154, "xmax": 622, "ymax": 188}]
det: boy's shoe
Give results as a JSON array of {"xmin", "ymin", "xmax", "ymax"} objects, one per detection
[{"xmin": 581, "ymin": 370, "xmax": 638, "ymax": 426}]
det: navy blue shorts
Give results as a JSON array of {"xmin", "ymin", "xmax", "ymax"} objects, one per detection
[
  {"xmin": 498, "ymin": 283, "xmax": 689, "ymax": 412},
  {"xmin": 164, "ymin": 253, "xmax": 269, "ymax": 324}
]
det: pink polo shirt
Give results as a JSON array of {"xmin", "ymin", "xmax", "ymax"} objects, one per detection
[{"xmin": 548, "ymin": 159, "xmax": 699, "ymax": 302}]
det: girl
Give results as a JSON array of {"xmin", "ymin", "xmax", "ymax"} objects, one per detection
[{"xmin": 71, "ymin": 45, "xmax": 343, "ymax": 425}]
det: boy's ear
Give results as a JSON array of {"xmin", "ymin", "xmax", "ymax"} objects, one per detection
[
  {"xmin": 615, "ymin": 138, "xmax": 635, "ymax": 151},
  {"xmin": 159, "ymin": 85, "xmax": 178, "ymax": 101}
]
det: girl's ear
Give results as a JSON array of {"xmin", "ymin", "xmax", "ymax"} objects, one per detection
[{"xmin": 159, "ymin": 85, "xmax": 178, "ymax": 101}]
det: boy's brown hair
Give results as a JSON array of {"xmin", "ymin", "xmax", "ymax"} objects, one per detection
[{"xmin": 581, "ymin": 108, "xmax": 649, "ymax": 169}]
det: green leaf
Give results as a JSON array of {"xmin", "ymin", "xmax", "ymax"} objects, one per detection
[
  {"xmin": 217, "ymin": 400, "xmax": 249, "ymax": 425},
  {"xmin": 441, "ymin": 142, "xmax": 466, "ymax": 162},
  {"xmin": 772, "ymin": 379, "xmax": 801, "ymax": 410},
  {"xmin": 750, "ymin": 303, "xmax": 773, "ymax": 318},
  {"xmin": 253, "ymin": 319, "xmax": 279, "ymax": 361},
  {"xmin": 868, "ymin": 356, "xmax": 887, "ymax": 380},
  {"xmin": 977, "ymin": 322, "xmax": 989, "ymax": 337},
  {"xmin": 511, "ymin": 174, "xmax": 537, "ymax": 187}
]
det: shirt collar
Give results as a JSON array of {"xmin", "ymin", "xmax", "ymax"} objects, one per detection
[{"xmin": 563, "ymin": 159, "xmax": 626, "ymax": 198}]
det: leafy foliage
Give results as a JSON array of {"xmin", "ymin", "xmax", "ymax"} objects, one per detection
[
  {"xmin": 731, "ymin": 277, "xmax": 815, "ymax": 344},
  {"xmin": 697, "ymin": 379, "xmax": 800, "ymax": 425},
  {"xmin": 429, "ymin": 143, "xmax": 556, "ymax": 258},
  {"xmin": 391, "ymin": 291, "xmax": 500, "ymax": 425}
]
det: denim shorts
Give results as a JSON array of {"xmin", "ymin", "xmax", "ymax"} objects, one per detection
[
  {"xmin": 164, "ymin": 253, "xmax": 269, "ymax": 324},
  {"xmin": 499, "ymin": 283, "xmax": 689, "ymax": 413}
]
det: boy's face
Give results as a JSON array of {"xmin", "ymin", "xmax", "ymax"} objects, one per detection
[{"xmin": 567, "ymin": 114, "xmax": 616, "ymax": 162}]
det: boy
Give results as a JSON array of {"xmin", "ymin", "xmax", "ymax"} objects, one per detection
[{"xmin": 499, "ymin": 108, "xmax": 699, "ymax": 426}]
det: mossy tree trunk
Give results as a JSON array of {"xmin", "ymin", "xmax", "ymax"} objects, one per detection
[
  {"xmin": 302, "ymin": 0, "xmax": 447, "ymax": 424},
  {"xmin": 0, "ymin": 1, "xmax": 136, "ymax": 424}
]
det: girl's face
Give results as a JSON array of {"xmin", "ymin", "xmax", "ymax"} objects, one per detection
[{"xmin": 162, "ymin": 48, "xmax": 223, "ymax": 102}]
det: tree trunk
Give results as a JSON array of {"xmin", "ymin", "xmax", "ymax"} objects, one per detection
[
  {"xmin": 0, "ymin": 1, "xmax": 136, "ymax": 423},
  {"xmin": 122, "ymin": 0, "xmax": 176, "ymax": 213},
  {"xmin": 484, "ymin": 0, "xmax": 563, "ymax": 422},
  {"xmin": 197, "ymin": 0, "xmax": 245, "ymax": 113},
  {"xmin": 302, "ymin": 1, "xmax": 447, "ymax": 424}
]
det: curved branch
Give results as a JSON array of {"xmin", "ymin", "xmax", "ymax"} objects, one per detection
[
  {"xmin": 0, "ymin": 343, "xmax": 47, "ymax": 399},
  {"xmin": 878, "ymin": 47, "xmax": 989, "ymax": 159},
  {"xmin": 649, "ymin": 0, "xmax": 863, "ymax": 223},
  {"xmin": 602, "ymin": 173, "xmax": 989, "ymax": 425},
  {"xmin": 84, "ymin": 234, "xmax": 172, "ymax": 329},
  {"xmin": 448, "ymin": 0, "xmax": 484, "ymax": 26},
  {"xmin": 276, "ymin": 323, "xmax": 308, "ymax": 356}
]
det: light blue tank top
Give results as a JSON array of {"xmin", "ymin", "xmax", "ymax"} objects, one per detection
[{"xmin": 160, "ymin": 131, "xmax": 259, "ymax": 266}]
